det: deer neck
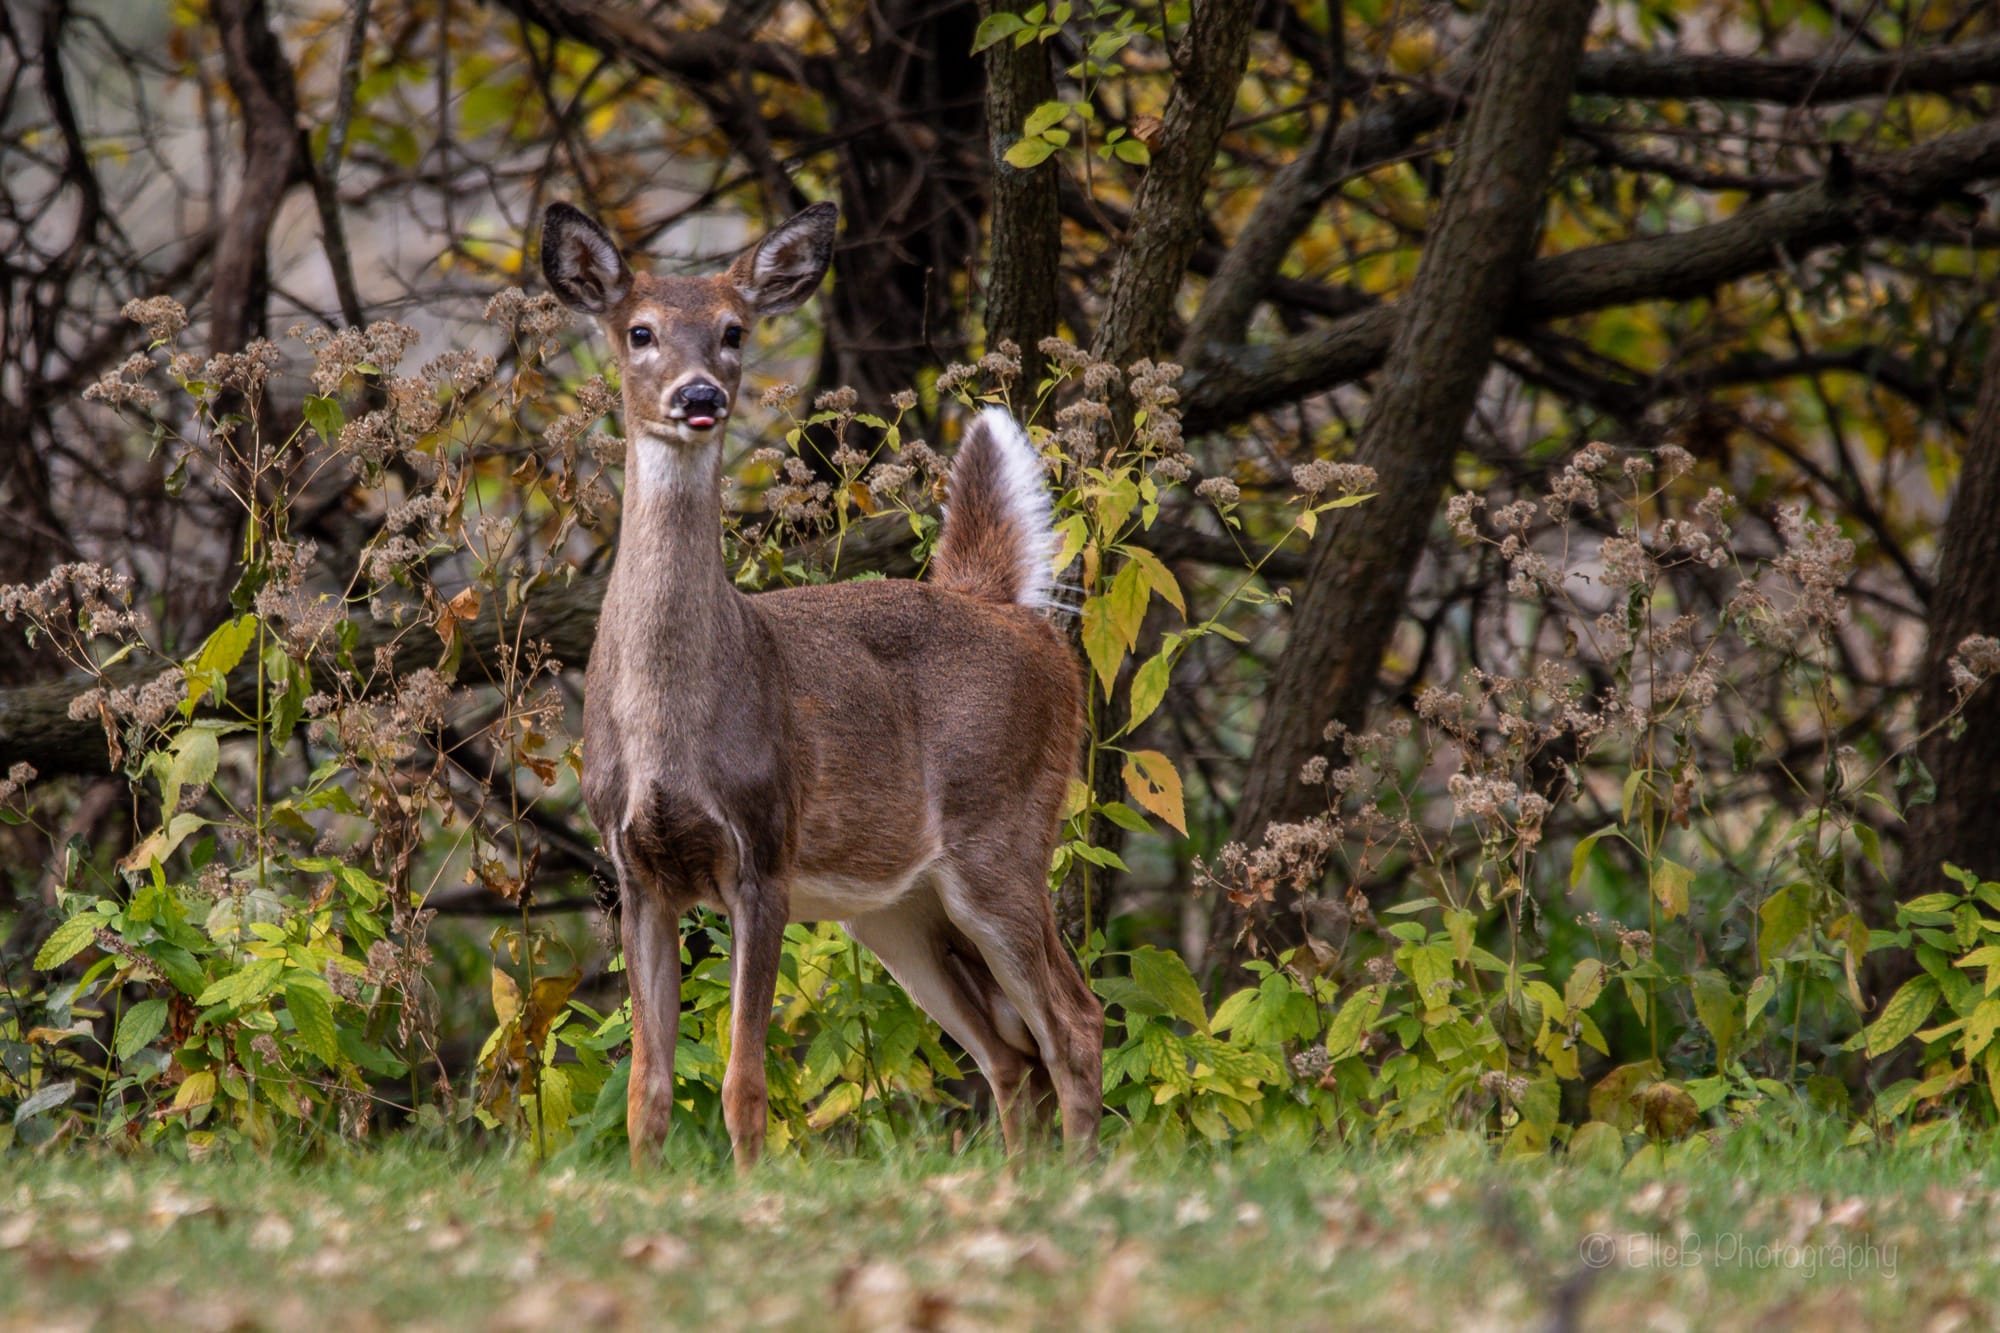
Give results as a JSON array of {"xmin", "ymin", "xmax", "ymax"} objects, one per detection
[{"xmin": 603, "ymin": 429, "xmax": 746, "ymax": 678}]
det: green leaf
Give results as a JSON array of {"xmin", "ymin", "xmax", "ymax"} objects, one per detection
[
  {"xmin": 806, "ymin": 1080, "xmax": 863, "ymax": 1130},
  {"xmin": 1564, "ymin": 958, "xmax": 1606, "ymax": 1013},
  {"xmin": 1854, "ymin": 823, "xmax": 1885, "ymax": 877},
  {"xmin": 1096, "ymin": 801, "xmax": 1152, "ymax": 834},
  {"xmin": 1022, "ymin": 100, "xmax": 1069, "ymax": 135},
  {"xmin": 147, "ymin": 942, "xmax": 207, "ymax": 997},
  {"xmin": 1070, "ymin": 842, "xmax": 1131, "ymax": 873},
  {"xmin": 33, "ymin": 913, "xmax": 101, "ymax": 971},
  {"xmin": 1757, "ymin": 884, "xmax": 1809, "ymax": 967},
  {"xmin": 1569, "ymin": 823, "xmax": 1616, "ymax": 889},
  {"xmin": 1079, "ymin": 595, "xmax": 1124, "ymax": 698},
  {"xmin": 1125, "ymin": 648, "xmax": 1173, "ymax": 731},
  {"xmin": 1323, "ymin": 986, "xmax": 1384, "ymax": 1061},
  {"xmin": 1896, "ymin": 755, "xmax": 1937, "ymax": 808},
  {"xmin": 1402, "ymin": 941, "xmax": 1455, "ymax": 1011},
  {"xmin": 1965, "ymin": 998, "xmax": 2000, "ymax": 1060},
  {"xmin": 183, "ymin": 614, "xmax": 259, "ymax": 715},
  {"xmin": 267, "ymin": 644, "xmax": 311, "ymax": 748},
  {"xmin": 285, "ymin": 979, "xmax": 342, "ymax": 1067},
  {"xmin": 1621, "ymin": 769, "xmax": 1647, "ymax": 823},
  {"xmin": 197, "ymin": 956, "xmax": 284, "ymax": 1010},
  {"xmin": 1112, "ymin": 137, "xmax": 1151, "ymax": 165},
  {"xmin": 1744, "ymin": 974, "xmax": 1778, "ymax": 1031},
  {"xmin": 114, "ymin": 998, "xmax": 169, "ymax": 1060},
  {"xmin": 1106, "ymin": 558, "xmax": 1149, "ymax": 651},
  {"xmin": 1865, "ymin": 974, "xmax": 1941, "ymax": 1058},
  {"xmin": 157, "ymin": 724, "xmax": 221, "ymax": 817},
  {"xmin": 1094, "ymin": 474, "xmax": 1139, "ymax": 536},
  {"xmin": 1690, "ymin": 971, "xmax": 1741, "ymax": 1065},
  {"xmin": 1002, "ymin": 136, "xmax": 1058, "ymax": 169},
  {"xmin": 459, "ymin": 84, "xmax": 519, "ymax": 139},
  {"xmin": 970, "ymin": 11, "xmax": 1028, "ymax": 52},
  {"xmin": 1128, "ymin": 946, "xmax": 1209, "ymax": 1034},
  {"xmin": 302, "ymin": 394, "xmax": 345, "ymax": 444}
]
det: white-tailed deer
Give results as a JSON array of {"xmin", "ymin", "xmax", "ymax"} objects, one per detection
[{"xmin": 539, "ymin": 200, "xmax": 1102, "ymax": 1169}]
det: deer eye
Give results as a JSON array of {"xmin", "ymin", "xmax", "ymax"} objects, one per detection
[
  {"xmin": 722, "ymin": 325, "xmax": 745, "ymax": 350},
  {"xmin": 628, "ymin": 326, "xmax": 653, "ymax": 348}
]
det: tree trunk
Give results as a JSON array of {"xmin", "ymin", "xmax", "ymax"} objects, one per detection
[
  {"xmin": 1212, "ymin": 0, "xmax": 1596, "ymax": 970},
  {"xmin": 977, "ymin": 0, "xmax": 1060, "ymax": 390},
  {"xmin": 1089, "ymin": 0, "xmax": 1255, "ymax": 368},
  {"xmin": 210, "ymin": 0, "xmax": 309, "ymax": 356},
  {"xmin": 814, "ymin": 0, "xmax": 985, "ymax": 407},
  {"xmin": 1900, "ymin": 327, "xmax": 2000, "ymax": 898}
]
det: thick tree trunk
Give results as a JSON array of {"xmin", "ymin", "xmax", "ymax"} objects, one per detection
[
  {"xmin": 210, "ymin": 0, "xmax": 309, "ymax": 356},
  {"xmin": 1900, "ymin": 327, "xmax": 2000, "ymax": 897},
  {"xmin": 814, "ymin": 0, "xmax": 985, "ymax": 407},
  {"xmin": 977, "ymin": 0, "xmax": 1060, "ymax": 390},
  {"xmin": 1089, "ymin": 0, "xmax": 1255, "ymax": 368},
  {"xmin": 1212, "ymin": 0, "xmax": 1596, "ymax": 970}
]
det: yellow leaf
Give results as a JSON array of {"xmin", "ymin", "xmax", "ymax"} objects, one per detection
[
  {"xmin": 491, "ymin": 966, "xmax": 521, "ymax": 1028},
  {"xmin": 1120, "ymin": 546, "xmax": 1184, "ymax": 616},
  {"xmin": 524, "ymin": 968, "xmax": 582, "ymax": 1047},
  {"xmin": 1051, "ymin": 514, "xmax": 1088, "ymax": 575},
  {"xmin": 807, "ymin": 1081, "xmax": 863, "ymax": 1130},
  {"xmin": 1650, "ymin": 859, "xmax": 1693, "ymax": 920},
  {"xmin": 1107, "ymin": 560, "xmax": 1148, "ymax": 651},
  {"xmin": 1061, "ymin": 777, "xmax": 1090, "ymax": 820},
  {"xmin": 1122, "ymin": 749, "xmax": 1186, "ymax": 835},
  {"xmin": 172, "ymin": 1069, "xmax": 217, "ymax": 1112}
]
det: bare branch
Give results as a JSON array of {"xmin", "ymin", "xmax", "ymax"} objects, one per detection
[{"xmin": 1183, "ymin": 117, "xmax": 2000, "ymax": 432}]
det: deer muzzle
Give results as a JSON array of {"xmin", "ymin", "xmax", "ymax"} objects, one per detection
[{"xmin": 670, "ymin": 379, "xmax": 730, "ymax": 431}]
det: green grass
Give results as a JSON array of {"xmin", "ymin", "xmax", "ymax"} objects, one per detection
[{"xmin": 1, "ymin": 1131, "xmax": 1995, "ymax": 1330}]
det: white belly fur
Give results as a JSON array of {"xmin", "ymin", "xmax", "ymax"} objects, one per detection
[{"xmin": 788, "ymin": 862, "xmax": 933, "ymax": 922}]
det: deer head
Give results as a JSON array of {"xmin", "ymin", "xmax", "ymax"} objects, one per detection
[{"xmin": 539, "ymin": 201, "xmax": 838, "ymax": 443}]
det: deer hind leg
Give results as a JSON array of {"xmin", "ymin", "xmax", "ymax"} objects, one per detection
[
  {"xmin": 846, "ymin": 894, "xmax": 1039, "ymax": 1152},
  {"xmin": 937, "ymin": 866, "xmax": 1104, "ymax": 1161},
  {"xmin": 619, "ymin": 868, "xmax": 684, "ymax": 1167},
  {"xmin": 721, "ymin": 883, "xmax": 787, "ymax": 1172},
  {"xmin": 1024, "ymin": 1060, "xmax": 1059, "ymax": 1135}
]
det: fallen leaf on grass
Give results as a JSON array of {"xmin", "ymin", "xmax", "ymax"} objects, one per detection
[
  {"xmin": 250, "ymin": 1214, "xmax": 295, "ymax": 1252},
  {"xmin": 619, "ymin": 1233, "xmax": 693, "ymax": 1273},
  {"xmin": 1082, "ymin": 1241, "xmax": 1150, "ymax": 1332},
  {"xmin": 496, "ymin": 1280, "xmax": 624, "ymax": 1331}
]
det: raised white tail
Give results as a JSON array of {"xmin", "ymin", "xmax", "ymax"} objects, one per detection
[{"xmin": 931, "ymin": 406, "xmax": 1057, "ymax": 608}]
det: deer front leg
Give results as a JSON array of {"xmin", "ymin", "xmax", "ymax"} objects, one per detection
[
  {"xmin": 621, "ymin": 884, "xmax": 683, "ymax": 1166},
  {"xmin": 722, "ymin": 885, "xmax": 786, "ymax": 1171}
]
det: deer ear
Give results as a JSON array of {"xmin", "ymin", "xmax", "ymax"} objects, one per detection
[
  {"xmin": 541, "ymin": 203, "xmax": 632, "ymax": 315},
  {"xmin": 728, "ymin": 202, "xmax": 838, "ymax": 316}
]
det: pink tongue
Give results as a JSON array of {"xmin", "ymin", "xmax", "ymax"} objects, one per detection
[{"xmin": 688, "ymin": 415, "xmax": 716, "ymax": 428}]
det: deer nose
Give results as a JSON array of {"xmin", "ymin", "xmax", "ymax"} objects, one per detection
[{"xmin": 671, "ymin": 379, "xmax": 729, "ymax": 429}]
